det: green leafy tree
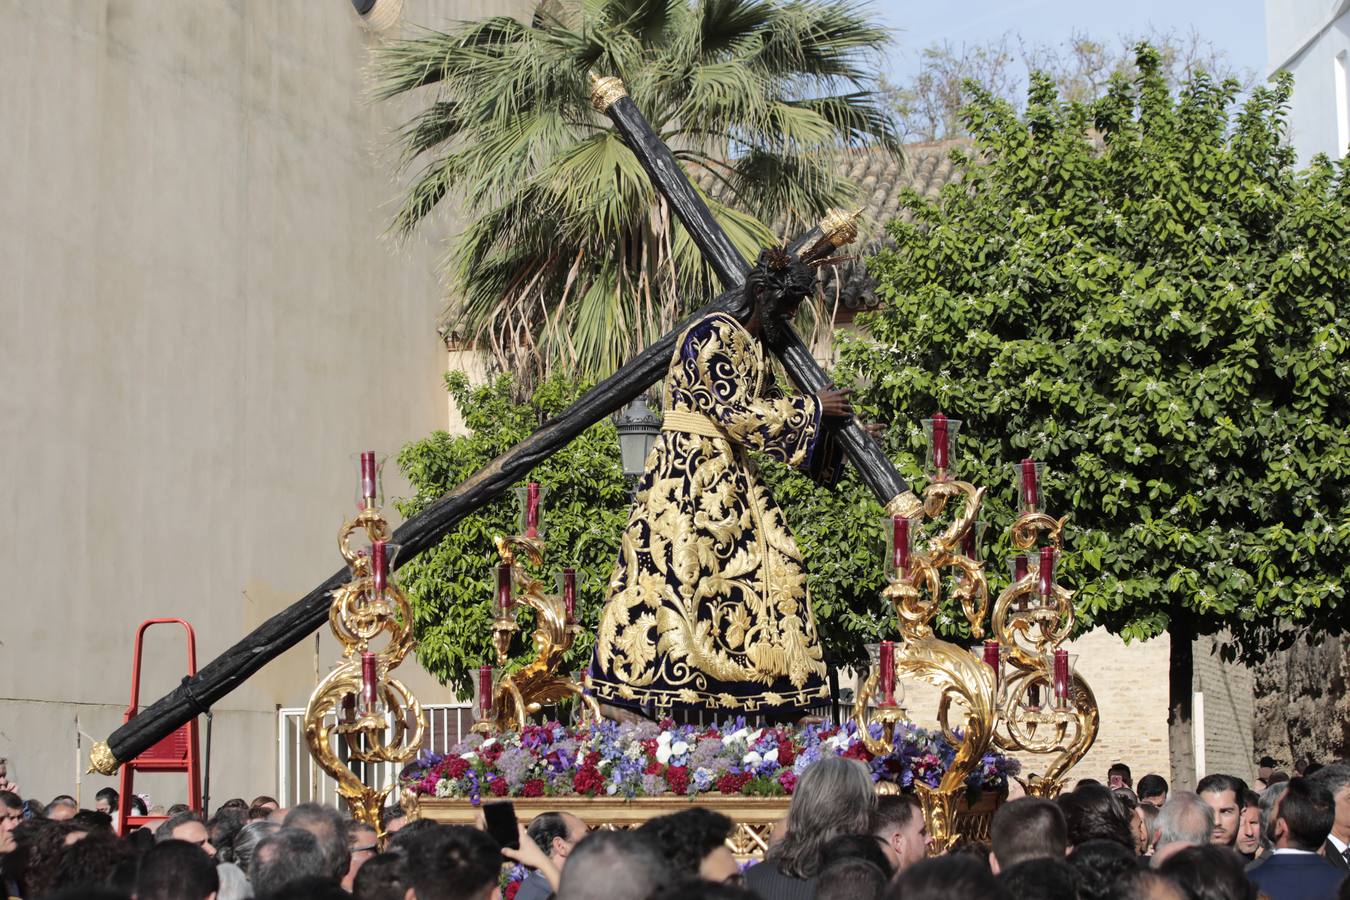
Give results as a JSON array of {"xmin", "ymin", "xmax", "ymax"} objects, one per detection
[
  {"xmin": 373, "ymin": 0, "xmax": 897, "ymax": 385},
  {"xmin": 396, "ymin": 374, "xmax": 631, "ymax": 698},
  {"xmin": 831, "ymin": 47, "xmax": 1348, "ymax": 784}
]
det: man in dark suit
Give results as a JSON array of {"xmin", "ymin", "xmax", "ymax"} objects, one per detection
[
  {"xmin": 1309, "ymin": 764, "xmax": 1350, "ymax": 871},
  {"xmin": 1247, "ymin": 777, "xmax": 1347, "ymax": 900}
]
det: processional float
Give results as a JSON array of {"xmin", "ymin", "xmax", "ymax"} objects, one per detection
[
  {"xmin": 90, "ymin": 73, "xmax": 1095, "ymax": 848},
  {"xmin": 88, "ymin": 71, "xmax": 920, "ymax": 779}
]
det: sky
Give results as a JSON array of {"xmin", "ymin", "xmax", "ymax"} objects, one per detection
[{"xmin": 872, "ymin": 0, "xmax": 1269, "ymax": 86}]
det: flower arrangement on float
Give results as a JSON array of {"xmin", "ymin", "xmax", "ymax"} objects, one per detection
[{"xmin": 400, "ymin": 718, "xmax": 1019, "ymax": 803}]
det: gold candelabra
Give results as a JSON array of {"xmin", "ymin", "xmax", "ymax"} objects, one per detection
[
  {"xmin": 853, "ymin": 417, "xmax": 1100, "ymax": 847},
  {"xmin": 855, "ymin": 463, "xmax": 996, "ymax": 853},
  {"xmin": 988, "ymin": 474, "xmax": 1100, "ymax": 799},
  {"xmin": 473, "ymin": 484, "xmax": 603, "ymax": 734},
  {"xmin": 304, "ymin": 457, "xmax": 424, "ymax": 841}
]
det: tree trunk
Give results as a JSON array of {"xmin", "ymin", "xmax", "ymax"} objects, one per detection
[{"xmin": 1168, "ymin": 620, "xmax": 1196, "ymax": 791}]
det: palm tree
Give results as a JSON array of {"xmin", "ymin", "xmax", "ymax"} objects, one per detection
[{"xmin": 374, "ymin": 0, "xmax": 899, "ymax": 383}]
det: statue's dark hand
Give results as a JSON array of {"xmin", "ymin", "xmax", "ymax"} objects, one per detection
[{"xmin": 816, "ymin": 387, "xmax": 854, "ymax": 418}]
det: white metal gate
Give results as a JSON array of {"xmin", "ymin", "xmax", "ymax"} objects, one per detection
[{"xmin": 276, "ymin": 702, "xmax": 475, "ymax": 808}]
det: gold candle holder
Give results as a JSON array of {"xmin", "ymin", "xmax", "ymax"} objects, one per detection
[
  {"xmin": 304, "ymin": 503, "xmax": 425, "ymax": 843},
  {"xmin": 854, "ymin": 476, "xmax": 996, "ymax": 853},
  {"xmin": 989, "ymin": 500, "xmax": 1099, "ymax": 799},
  {"xmin": 473, "ymin": 531, "xmax": 603, "ymax": 734}
]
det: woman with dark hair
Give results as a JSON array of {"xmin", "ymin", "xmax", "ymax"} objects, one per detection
[
  {"xmin": 1157, "ymin": 844, "xmax": 1258, "ymax": 900},
  {"xmin": 1059, "ymin": 783, "xmax": 1137, "ymax": 851},
  {"xmin": 745, "ymin": 757, "xmax": 876, "ymax": 899}
]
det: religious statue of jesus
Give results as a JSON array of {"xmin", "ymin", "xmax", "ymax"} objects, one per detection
[{"xmin": 589, "ymin": 248, "xmax": 858, "ymax": 718}]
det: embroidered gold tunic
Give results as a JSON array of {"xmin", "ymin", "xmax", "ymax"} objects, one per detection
[{"xmin": 589, "ymin": 312, "xmax": 834, "ymax": 713}]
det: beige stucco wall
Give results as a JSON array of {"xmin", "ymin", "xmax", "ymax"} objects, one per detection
[{"xmin": 0, "ymin": 0, "xmax": 522, "ymax": 806}]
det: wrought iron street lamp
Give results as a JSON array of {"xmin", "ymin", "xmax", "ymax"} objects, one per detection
[{"xmin": 614, "ymin": 397, "xmax": 661, "ymax": 487}]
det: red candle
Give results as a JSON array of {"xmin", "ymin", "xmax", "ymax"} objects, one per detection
[
  {"xmin": 562, "ymin": 568, "xmax": 576, "ymax": 622},
  {"xmin": 496, "ymin": 563, "xmax": 513, "ymax": 616},
  {"xmin": 932, "ymin": 412, "xmax": 949, "ymax": 471},
  {"xmin": 1020, "ymin": 458, "xmax": 1038, "ymax": 510},
  {"xmin": 879, "ymin": 640, "xmax": 896, "ymax": 706},
  {"xmin": 1013, "ymin": 554, "xmax": 1029, "ymax": 582},
  {"xmin": 1039, "ymin": 546, "xmax": 1056, "ymax": 598},
  {"xmin": 360, "ymin": 451, "xmax": 377, "ymax": 504},
  {"xmin": 371, "ymin": 540, "xmax": 388, "ymax": 598},
  {"xmin": 892, "ymin": 516, "xmax": 911, "ymax": 576},
  {"xmin": 361, "ymin": 651, "xmax": 378, "ymax": 713},
  {"xmin": 1053, "ymin": 649, "xmax": 1070, "ymax": 701},
  {"xmin": 983, "ymin": 640, "xmax": 1000, "ymax": 669},
  {"xmin": 478, "ymin": 664, "xmax": 494, "ymax": 717},
  {"xmin": 525, "ymin": 482, "xmax": 540, "ymax": 538},
  {"xmin": 961, "ymin": 526, "xmax": 978, "ymax": 561}
]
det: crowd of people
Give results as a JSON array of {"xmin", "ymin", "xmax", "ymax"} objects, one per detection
[{"xmin": 0, "ymin": 755, "xmax": 1345, "ymax": 900}]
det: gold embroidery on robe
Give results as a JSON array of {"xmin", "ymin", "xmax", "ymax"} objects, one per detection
[{"xmin": 589, "ymin": 312, "xmax": 830, "ymax": 712}]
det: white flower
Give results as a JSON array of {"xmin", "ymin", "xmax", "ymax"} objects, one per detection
[
  {"xmin": 480, "ymin": 738, "xmax": 497, "ymax": 749},
  {"xmin": 727, "ymin": 727, "xmax": 749, "ymax": 744},
  {"xmin": 577, "ymin": 750, "xmax": 586, "ymax": 767},
  {"xmin": 625, "ymin": 743, "xmax": 643, "ymax": 760},
  {"xmin": 764, "ymin": 748, "xmax": 780, "ymax": 765},
  {"xmin": 743, "ymin": 751, "xmax": 763, "ymax": 767},
  {"xmin": 656, "ymin": 744, "xmax": 673, "ymax": 765},
  {"xmin": 747, "ymin": 728, "xmax": 764, "ymax": 746},
  {"xmin": 658, "ymin": 732, "xmax": 673, "ymax": 745},
  {"xmin": 462, "ymin": 752, "xmax": 478, "ymax": 762},
  {"xmin": 606, "ymin": 783, "xmax": 618, "ymax": 795},
  {"xmin": 671, "ymin": 741, "xmax": 689, "ymax": 757}
]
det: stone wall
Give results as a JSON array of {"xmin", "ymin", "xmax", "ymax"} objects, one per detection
[{"xmin": 1253, "ymin": 634, "xmax": 1350, "ymax": 769}]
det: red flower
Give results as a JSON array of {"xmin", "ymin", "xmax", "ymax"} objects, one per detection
[
  {"xmin": 505, "ymin": 882, "xmax": 521, "ymax": 900},
  {"xmin": 482, "ymin": 742, "xmax": 505, "ymax": 764},
  {"xmin": 640, "ymin": 739, "xmax": 659, "ymax": 756},
  {"xmin": 444, "ymin": 757, "xmax": 470, "ymax": 779},
  {"xmin": 584, "ymin": 751, "xmax": 601, "ymax": 768},
  {"xmin": 658, "ymin": 717, "xmax": 676, "ymax": 730},
  {"xmin": 644, "ymin": 761, "xmax": 664, "ymax": 776},
  {"xmin": 488, "ymin": 777, "xmax": 508, "ymax": 797},
  {"xmin": 520, "ymin": 779, "xmax": 545, "ymax": 798},
  {"xmin": 841, "ymin": 743, "xmax": 874, "ymax": 762},
  {"xmin": 666, "ymin": 766, "xmax": 690, "ymax": 795},
  {"xmin": 573, "ymin": 765, "xmax": 605, "ymax": 796},
  {"xmin": 776, "ymin": 743, "xmax": 796, "ymax": 768},
  {"xmin": 778, "ymin": 771, "xmax": 798, "ymax": 794},
  {"xmin": 716, "ymin": 772, "xmax": 752, "ymax": 795}
]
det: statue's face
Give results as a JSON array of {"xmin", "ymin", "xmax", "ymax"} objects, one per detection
[{"xmin": 758, "ymin": 292, "xmax": 802, "ymax": 349}]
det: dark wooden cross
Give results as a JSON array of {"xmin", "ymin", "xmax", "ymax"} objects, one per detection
[{"xmin": 92, "ymin": 74, "xmax": 919, "ymax": 773}]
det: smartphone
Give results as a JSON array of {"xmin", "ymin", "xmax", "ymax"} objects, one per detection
[{"xmin": 482, "ymin": 799, "xmax": 519, "ymax": 850}]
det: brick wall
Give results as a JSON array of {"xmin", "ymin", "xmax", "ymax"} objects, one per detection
[{"xmin": 1192, "ymin": 633, "xmax": 1258, "ymax": 786}]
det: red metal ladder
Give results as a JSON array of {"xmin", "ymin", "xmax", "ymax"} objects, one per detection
[{"xmin": 116, "ymin": 618, "xmax": 202, "ymax": 835}]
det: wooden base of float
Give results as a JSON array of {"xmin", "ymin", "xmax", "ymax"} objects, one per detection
[{"xmin": 406, "ymin": 790, "xmax": 1001, "ymax": 860}]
